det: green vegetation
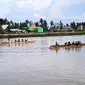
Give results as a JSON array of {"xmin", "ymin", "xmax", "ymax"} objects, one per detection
[
  {"xmin": 0, "ymin": 31, "xmax": 85, "ymax": 38},
  {"xmin": 0, "ymin": 18, "xmax": 85, "ymax": 36}
]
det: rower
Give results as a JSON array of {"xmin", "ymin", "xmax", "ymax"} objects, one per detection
[
  {"xmin": 22, "ymin": 39, "xmax": 24, "ymax": 42},
  {"xmin": 26, "ymin": 39, "xmax": 28, "ymax": 42},
  {"xmin": 65, "ymin": 42, "xmax": 67, "ymax": 46},
  {"xmin": 8, "ymin": 37, "xmax": 10, "ymax": 42},
  {"xmin": 25, "ymin": 39, "xmax": 27, "ymax": 42},
  {"xmin": 75, "ymin": 41, "xmax": 78, "ymax": 46},
  {"xmin": 68, "ymin": 42, "xmax": 71, "ymax": 46},
  {"xmin": 78, "ymin": 41, "xmax": 81, "ymax": 45},
  {"xmin": 18, "ymin": 39, "xmax": 20, "ymax": 42},
  {"xmin": 55, "ymin": 42, "xmax": 58, "ymax": 46},
  {"xmin": 72, "ymin": 41, "xmax": 74, "ymax": 45},
  {"xmin": 15, "ymin": 39, "xmax": 17, "ymax": 42}
]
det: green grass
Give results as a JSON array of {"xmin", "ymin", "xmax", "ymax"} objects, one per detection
[{"xmin": 0, "ymin": 31, "xmax": 85, "ymax": 38}]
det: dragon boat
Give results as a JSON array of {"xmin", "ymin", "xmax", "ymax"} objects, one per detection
[
  {"xmin": 50, "ymin": 43, "xmax": 85, "ymax": 50},
  {"xmin": 1, "ymin": 40, "xmax": 36, "ymax": 45}
]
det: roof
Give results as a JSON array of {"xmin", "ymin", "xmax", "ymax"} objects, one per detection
[
  {"xmin": 10, "ymin": 29, "xmax": 22, "ymax": 31},
  {"xmin": 2, "ymin": 25, "xmax": 8, "ymax": 29},
  {"xmin": 49, "ymin": 27, "xmax": 57, "ymax": 31},
  {"xmin": 29, "ymin": 26, "xmax": 43, "ymax": 29}
]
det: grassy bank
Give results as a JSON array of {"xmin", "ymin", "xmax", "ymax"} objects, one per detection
[{"xmin": 0, "ymin": 31, "xmax": 85, "ymax": 38}]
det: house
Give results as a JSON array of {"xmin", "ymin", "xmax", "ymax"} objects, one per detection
[
  {"xmin": 28, "ymin": 25, "xmax": 43, "ymax": 33},
  {"xmin": 2, "ymin": 25, "xmax": 8, "ymax": 30},
  {"xmin": 77, "ymin": 25, "xmax": 84, "ymax": 30},
  {"xmin": 0, "ymin": 25, "xmax": 5, "ymax": 34},
  {"xmin": 10, "ymin": 29, "xmax": 23, "ymax": 33},
  {"xmin": 0, "ymin": 24, "xmax": 9, "ymax": 34},
  {"xmin": 48, "ymin": 27, "xmax": 58, "ymax": 32},
  {"xmin": 24, "ymin": 23, "xmax": 43, "ymax": 33},
  {"xmin": 63, "ymin": 26, "xmax": 73, "ymax": 32}
]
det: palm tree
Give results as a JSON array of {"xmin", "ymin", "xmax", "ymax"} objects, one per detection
[
  {"xmin": 25, "ymin": 20, "xmax": 29, "ymax": 25},
  {"xmin": 60, "ymin": 21, "xmax": 63, "ymax": 29},
  {"xmin": 35, "ymin": 22, "xmax": 39, "ymax": 27},
  {"xmin": 0, "ymin": 18, "xmax": 4, "ymax": 25},
  {"xmin": 50, "ymin": 21, "xmax": 54, "ymax": 27},
  {"xmin": 43, "ymin": 20, "xmax": 48, "ymax": 32},
  {"xmin": 39, "ymin": 18, "xmax": 43, "ymax": 25}
]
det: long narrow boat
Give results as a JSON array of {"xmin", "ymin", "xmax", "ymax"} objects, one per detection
[
  {"xmin": 1, "ymin": 40, "xmax": 36, "ymax": 45},
  {"xmin": 50, "ymin": 43, "xmax": 85, "ymax": 50}
]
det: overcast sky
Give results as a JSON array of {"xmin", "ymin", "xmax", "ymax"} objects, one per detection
[{"xmin": 0, "ymin": 0, "xmax": 85, "ymax": 23}]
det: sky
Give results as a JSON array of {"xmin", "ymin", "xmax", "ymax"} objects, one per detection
[{"xmin": 0, "ymin": 0, "xmax": 85, "ymax": 23}]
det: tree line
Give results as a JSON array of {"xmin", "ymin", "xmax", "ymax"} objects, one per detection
[{"xmin": 0, "ymin": 18, "xmax": 85, "ymax": 33}]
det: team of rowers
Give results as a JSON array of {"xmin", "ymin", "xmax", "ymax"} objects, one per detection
[
  {"xmin": 8, "ymin": 39, "xmax": 28, "ymax": 42},
  {"xmin": 14, "ymin": 39, "xmax": 28, "ymax": 42},
  {"xmin": 56, "ymin": 41, "xmax": 82, "ymax": 46}
]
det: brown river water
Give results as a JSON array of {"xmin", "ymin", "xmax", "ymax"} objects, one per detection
[{"xmin": 0, "ymin": 35, "xmax": 85, "ymax": 85}]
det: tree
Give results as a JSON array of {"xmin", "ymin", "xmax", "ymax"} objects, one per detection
[
  {"xmin": 43, "ymin": 20, "xmax": 48, "ymax": 32},
  {"xmin": 76, "ymin": 22, "xmax": 79, "ymax": 28},
  {"xmin": 39, "ymin": 18, "xmax": 43, "ymax": 25},
  {"xmin": 59, "ymin": 21, "xmax": 63, "ymax": 29},
  {"xmin": 29, "ymin": 21, "xmax": 33, "ymax": 26},
  {"xmin": 20, "ymin": 22, "xmax": 23, "ymax": 29},
  {"xmin": 10, "ymin": 20, "xmax": 14, "ymax": 27},
  {"xmin": 35, "ymin": 22, "xmax": 39, "ymax": 27},
  {"xmin": 50, "ymin": 21, "xmax": 54, "ymax": 27},
  {"xmin": 4, "ymin": 18, "xmax": 8, "ymax": 24},
  {"xmin": 19, "ymin": 22, "xmax": 27, "ymax": 29},
  {"xmin": 70, "ymin": 21, "xmax": 77, "ymax": 30},
  {"xmin": 66, "ymin": 23, "xmax": 69, "ymax": 27},
  {"xmin": 44, "ymin": 20, "xmax": 47, "ymax": 26},
  {"xmin": 0, "ymin": 18, "xmax": 4, "ymax": 25},
  {"xmin": 14, "ymin": 22, "xmax": 20, "ymax": 28},
  {"xmin": 25, "ymin": 20, "xmax": 29, "ymax": 25}
]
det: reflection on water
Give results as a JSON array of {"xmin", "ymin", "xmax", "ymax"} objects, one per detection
[
  {"xmin": 0, "ymin": 36, "xmax": 85, "ymax": 85},
  {"xmin": 65, "ymin": 47, "xmax": 81, "ymax": 52},
  {"xmin": 55, "ymin": 46, "xmax": 82, "ymax": 52}
]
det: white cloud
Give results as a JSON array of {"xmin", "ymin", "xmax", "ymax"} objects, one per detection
[
  {"xmin": 46, "ymin": 0, "xmax": 85, "ymax": 21},
  {"xmin": 1, "ymin": 0, "xmax": 85, "ymax": 22},
  {"xmin": 53, "ymin": 12, "xmax": 85, "ymax": 23},
  {"xmin": 34, "ymin": 13, "xmax": 46, "ymax": 19},
  {"xmin": 15, "ymin": 1, "xmax": 26, "ymax": 8},
  {"xmin": 0, "ymin": 0, "xmax": 16, "ymax": 4},
  {"xmin": 51, "ymin": 0, "xmax": 85, "ymax": 8},
  {"xmin": 15, "ymin": 0, "xmax": 52, "ymax": 10},
  {"xmin": 0, "ymin": 0, "xmax": 12, "ymax": 3},
  {"xmin": 0, "ymin": 2, "xmax": 12, "ymax": 18},
  {"xmin": 30, "ymin": 0, "xmax": 52, "ymax": 10},
  {"xmin": 77, "ymin": 12, "xmax": 85, "ymax": 21}
]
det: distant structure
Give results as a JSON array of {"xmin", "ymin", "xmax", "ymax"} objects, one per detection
[
  {"xmin": 63, "ymin": 26, "xmax": 73, "ymax": 32},
  {"xmin": 54, "ymin": 23, "xmax": 60, "ymax": 28},
  {"xmin": 28, "ymin": 21, "xmax": 34, "ymax": 27},
  {"xmin": 2, "ymin": 25, "xmax": 8, "ymax": 30},
  {"xmin": 10, "ymin": 29, "xmax": 26, "ymax": 34},
  {"xmin": 48, "ymin": 27, "xmax": 57, "ymax": 32},
  {"xmin": 29, "ymin": 25, "xmax": 43, "ymax": 33},
  {"xmin": 0, "ymin": 25, "xmax": 5, "ymax": 34},
  {"xmin": 0, "ymin": 24, "xmax": 9, "ymax": 34},
  {"xmin": 78, "ymin": 25, "xmax": 84, "ymax": 30},
  {"xmin": 25, "ymin": 23, "xmax": 43, "ymax": 33},
  {"xmin": 80, "ymin": 25, "xmax": 83, "ymax": 30}
]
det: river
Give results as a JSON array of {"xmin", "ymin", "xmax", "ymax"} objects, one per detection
[{"xmin": 0, "ymin": 35, "xmax": 85, "ymax": 85}]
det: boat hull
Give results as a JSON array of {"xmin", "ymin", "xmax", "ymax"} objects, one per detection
[
  {"xmin": 50, "ymin": 44, "xmax": 85, "ymax": 50},
  {"xmin": 1, "ymin": 40, "xmax": 36, "ymax": 45}
]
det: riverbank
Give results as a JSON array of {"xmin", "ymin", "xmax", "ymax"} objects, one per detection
[{"xmin": 0, "ymin": 31, "xmax": 85, "ymax": 38}]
